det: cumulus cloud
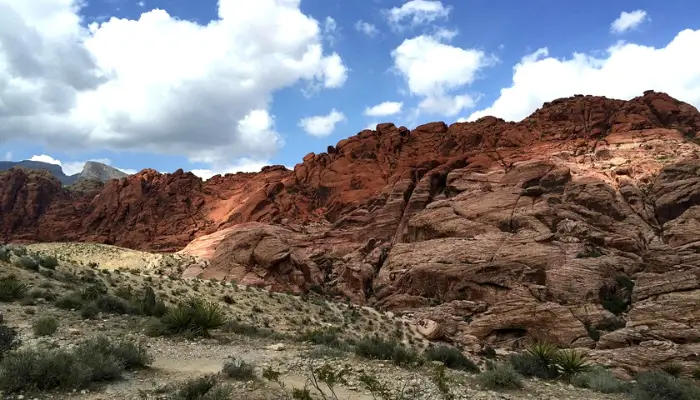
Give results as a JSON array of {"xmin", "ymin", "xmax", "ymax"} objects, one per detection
[
  {"xmin": 385, "ymin": 0, "xmax": 451, "ymax": 30},
  {"xmin": 299, "ymin": 109, "xmax": 346, "ymax": 137},
  {"xmin": 355, "ymin": 20, "xmax": 379, "ymax": 37},
  {"xmin": 0, "ymin": 0, "xmax": 347, "ymax": 169},
  {"xmin": 28, "ymin": 154, "xmax": 134, "ymax": 175},
  {"xmin": 364, "ymin": 101, "xmax": 403, "ymax": 117},
  {"xmin": 392, "ymin": 33, "xmax": 494, "ymax": 117},
  {"xmin": 467, "ymin": 29, "xmax": 700, "ymax": 122},
  {"xmin": 611, "ymin": 10, "xmax": 649, "ymax": 34}
]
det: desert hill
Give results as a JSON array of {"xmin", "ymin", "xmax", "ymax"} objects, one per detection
[{"xmin": 1, "ymin": 90, "xmax": 699, "ymax": 377}]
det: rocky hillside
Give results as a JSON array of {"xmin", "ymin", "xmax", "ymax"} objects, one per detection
[
  {"xmin": 1, "ymin": 90, "xmax": 699, "ymax": 377},
  {"xmin": 0, "ymin": 160, "xmax": 128, "ymax": 185}
]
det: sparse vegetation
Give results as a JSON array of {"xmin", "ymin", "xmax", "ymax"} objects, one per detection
[
  {"xmin": 32, "ymin": 315, "xmax": 59, "ymax": 336},
  {"xmin": 478, "ymin": 362, "xmax": 523, "ymax": 390},
  {"xmin": 424, "ymin": 344, "xmax": 479, "ymax": 372},
  {"xmin": 221, "ymin": 357, "xmax": 256, "ymax": 381},
  {"xmin": 631, "ymin": 371, "xmax": 700, "ymax": 400},
  {"xmin": 0, "ymin": 325, "xmax": 21, "ymax": 360},
  {"xmin": 0, "ymin": 335, "xmax": 152, "ymax": 393},
  {"xmin": 354, "ymin": 336, "xmax": 421, "ymax": 367},
  {"xmin": 571, "ymin": 366, "xmax": 629, "ymax": 393},
  {"xmin": 0, "ymin": 276, "xmax": 27, "ymax": 302}
]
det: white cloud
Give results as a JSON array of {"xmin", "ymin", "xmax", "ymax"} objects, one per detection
[
  {"xmin": 611, "ymin": 10, "xmax": 649, "ymax": 34},
  {"xmin": 467, "ymin": 29, "xmax": 700, "ymax": 122},
  {"xmin": 28, "ymin": 154, "xmax": 134, "ymax": 175},
  {"xmin": 385, "ymin": 0, "xmax": 451, "ymax": 30},
  {"xmin": 391, "ymin": 33, "xmax": 494, "ymax": 117},
  {"xmin": 190, "ymin": 157, "xmax": 270, "ymax": 180},
  {"xmin": 0, "ymin": 0, "xmax": 347, "ymax": 170},
  {"xmin": 137, "ymin": 1, "xmax": 145, "ymax": 7},
  {"xmin": 323, "ymin": 16, "xmax": 339, "ymax": 46},
  {"xmin": 355, "ymin": 20, "xmax": 378, "ymax": 37},
  {"xmin": 299, "ymin": 109, "xmax": 346, "ymax": 137},
  {"xmin": 2, "ymin": 151, "xmax": 12, "ymax": 161},
  {"xmin": 364, "ymin": 101, "xmax": 403, "ymax": 117}
]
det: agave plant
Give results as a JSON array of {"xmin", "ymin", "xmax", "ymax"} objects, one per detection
[
  {"xmin": 525, "ymin": 340, "xmax": 559, "ymax": 366},
  {"xmin": 555, "ymin": 348, "xmax": 589, "ymax": 378}
]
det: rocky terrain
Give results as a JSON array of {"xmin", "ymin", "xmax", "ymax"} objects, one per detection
[
  {"xmin": 0, "ymin": 244, "xmax": 644, "ymax": 400},
  {"xmin": 0, "ymin": 160, "xmax": 128, "ymax": 186},
  {"xmin": 1, "ymin": 90, "xmax": 700, "ymax": 379}
]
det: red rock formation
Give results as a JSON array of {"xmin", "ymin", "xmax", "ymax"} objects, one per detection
[{"xmin": 2, "ymin": 90, "xmax": 700, "ymax": 376}]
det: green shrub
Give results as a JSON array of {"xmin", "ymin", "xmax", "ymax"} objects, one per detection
[
  {"xmin": 660, "ymin": 362, "xmax": 684, "ymax": 377},
  {"xmin": 222, "ymin": 357, "xmax": 256, "ymax": 381},
  {"xmin": 171, "ymin": 374, "xmax": 232, "ymax": 400},
  {"xmin": 354, "ymin": 336, "xmax": 421, "ymax": 367},
  {"xmin": 221, "ymin": 320, "xmax": 274, "ymax": 337},
  {"xmin": 80, "ymin": 302, "xmax": 100, "ymax": 319},
  {"xmin": 55, "ymin": 292, "xmax": 86, "ymax": 309},
  {"xmin": 0, "ymin": 335, "xmax": 152, "ymax": 393},
  {"xmin": 631, "ymin": 371, "xmax": 700, "ymax": 400},
  {"xmin": 298, "ymin": 327, "xmax": 346, "ymax": 349},
  {"xmin": 95, "ymin": 294, "xmax": 134, "ymax": 314},
  {"xmin": 556, "ymin": 348, "xmax": 589, "ymax": 378},
  {"xmin": 14, "ymin": 256, "xmax": 38, "ymax": 271},
  {"xmin": 509, "ymin": 341, "xmax": 560, "ymax": 379},
  {"xmin": 38, "ymin": 255, "xmax": 59, "ymax": 270},
  {"xmin": 0, "ymin": 325, "xmax": 21, "ymax": 360},
  {"xmin": 33, "ymin": 316, "xmax": 58, "ymax": 336},
  {"xmin": 571, "ymin": 366, "xmax": 629, "ymax": 393},
  {"xmin": 0, "ymin": 276, "xmax": 27, "ymax": 302},
  {"xmin": 477, "ymin": 362, "xmax": 523, "ymax": 390},
  {"xmin": 0, "ymin": 247, "xmax": 10, "ymax": 262},
  {"xmin": 424, "ymin": 344, "xmax": 479, "ymax": 372},
  {"xmin": 160, "ymin": 297, "xmax": 226, "ymax": 337}
]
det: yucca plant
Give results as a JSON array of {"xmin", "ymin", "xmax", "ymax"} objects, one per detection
[{"xmin": 555, "ymin": 348, "xmax": 589, "ymax": 379}]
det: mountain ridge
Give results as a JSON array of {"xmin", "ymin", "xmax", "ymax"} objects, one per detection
[
  {"xmin": 0, "ymin": 160, "xmax": 129, "ymax": 185},
  {"xmin": 1, "ymin": 90, "xmax": 699, "ymax": 377}
]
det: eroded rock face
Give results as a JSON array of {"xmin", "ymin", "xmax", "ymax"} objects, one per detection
[{"xmin": 2, "ymin": 90, "xmax": 700, "ymax": 376}]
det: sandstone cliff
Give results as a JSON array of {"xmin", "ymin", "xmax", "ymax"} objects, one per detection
[{"xmin": 2, "ymin": 90, "xmax": 699, "ymax": 377}]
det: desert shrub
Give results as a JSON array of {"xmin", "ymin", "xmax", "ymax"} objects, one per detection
[
  {"xmin": 33, "ymin": 316, "xmax": 59, "ymax": 336},
  {"xmin": 159, "ymin": 297, "xmax": 226, "ymax": 337},
  {"xmin": 94, "ymin": 294, "xmax": 135, "ymax": 314},
  {"xmin": 55, "ymin": 292, "xmax": 86, "ymax": 309},
  {"xmin": 631, "ymin": 371, "xmax": 700, "ymax": 400},
  {"xmin": 0, "ymin": 335, "xmax": 152, "ymax": 393},
  {"xmin": 38, "ymin": 255, "xmax": 59, "ymax": 270},
  {"xmin": 134, "ymin": 287, "xmax": 167, "ymax": 317},
  {"xmin": 0, "ymin": 325, "xmax": 21, "ymax": 360},
  {"xmin": 221, "ymin": 320, "xmax": 275, "ymax": 337},
  {"xmin": 0, "ymin": 276, "xmax": 27, "ymax": 302},
  {"xmin": 424, "ymin": 344, "xmax": 479, "ymax": 372},
  {"xmin": 477, "ymin": 362, "xmax": 523, "ymax": 390},
  {"xmin": 80, "ymin": 302, "xmax": 100, "ymax": 319},
  {"xmin": 693, "ymin": 366, "xmax": 700, "ymax": 380},
  {"xmin": 0, "ymin": 247, "xmax": 9, "ymax": 262},
  {"xmin": 222, "ymin": 357, "xmax": 256, "ymax": 380},
  {"xmin": 571, "ymin": 366, "xmax": 629, "ymax": 393},
  {"xmin": 298, "ymin": 327, "xmax": 346, "ymax": 349},
  {"xmin": 14, "ymin": 256, "xmax": 38, "ymax": 271},
  {"xmin": 29, "ymin": 288, "xmax": 56, "ymax": 301},
  {"xmin": 660, "ymin": 362, "xmax": 684, "ymax": 377},
  {"xmin": 171, "ymin": 374, "xmax": 232, "ymax": 400},
  {"xmin": 354, "ymin": 336, "xmax": 421, "ymax": 367},
  {"xmin": 600, "ymin": 275, "xmax": 634, "ymax": 315}
]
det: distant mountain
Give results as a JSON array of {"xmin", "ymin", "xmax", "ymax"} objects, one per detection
[{"xmin": 0, "ymin": 160, "xmax": 129, "ymax": 185}]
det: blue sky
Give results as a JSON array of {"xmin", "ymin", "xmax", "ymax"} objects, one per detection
[{"xmin": 1, "ymin": 0, "xmax": 699, "ymax": 178}]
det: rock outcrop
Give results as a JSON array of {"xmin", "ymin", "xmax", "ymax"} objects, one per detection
[{"xmin": 2, "ymin": 90, "xmax": 700, "ymax": 377}]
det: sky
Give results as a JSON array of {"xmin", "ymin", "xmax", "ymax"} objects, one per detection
[{"xmin": 1, "ymin": 0, "xmax": 699, "ymax": 178}]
